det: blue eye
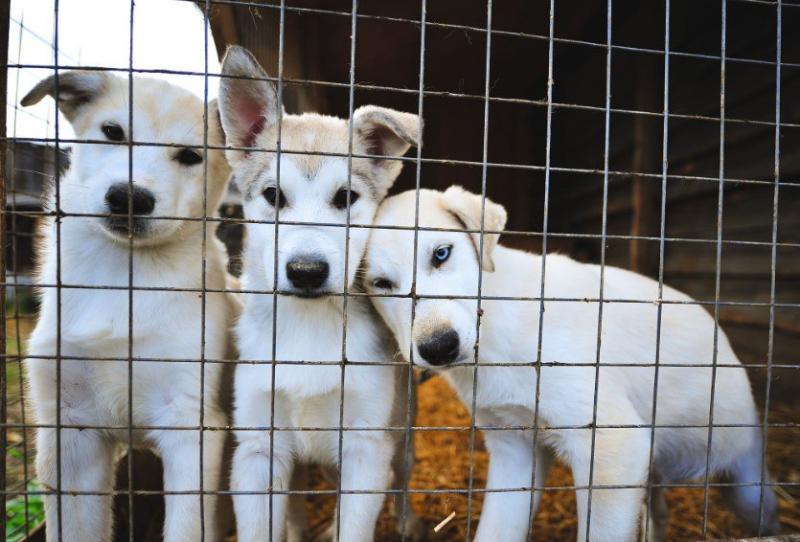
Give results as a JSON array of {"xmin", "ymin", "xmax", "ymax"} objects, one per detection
[{"xmin": 432, "ymin": 245, "xmax": 452, "ymax": 267}]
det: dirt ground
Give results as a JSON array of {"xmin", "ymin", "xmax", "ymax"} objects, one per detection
[{"xmin": 297, "ymin": 375, "xmax": 799, "ymax": 541}]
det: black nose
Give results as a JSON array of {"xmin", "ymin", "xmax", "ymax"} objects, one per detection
[
  {"xmin": 286, "ymin": 257, "xmax": 329, "ymax": 290},
  {"xmin": 105, "ymin": 183, "xmax": 156, "ymax": 216},
  {"xmin": 417, "ymin": 329, "xmax": 460, "ymax": 366}
]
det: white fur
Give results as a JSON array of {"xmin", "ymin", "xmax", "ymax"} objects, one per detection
[
  {"xmin": 22, "ymin": 72, "xmax": 234, "ymax": 542},
  {"xmin": 365, "ymin": 187, "xmax": 779, "ymax": 542},
  {"xmin": 217, "ymin": 46, "xmax": 422, "ymax": 541}
]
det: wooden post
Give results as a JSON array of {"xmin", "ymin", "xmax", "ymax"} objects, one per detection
[
  {"xmin": 0, "ymin": 1, "xmax": 12, "ymax": 539},
  {"xmin": 629, "ymin": 55, "xmax": 660, "ymax": 275}
]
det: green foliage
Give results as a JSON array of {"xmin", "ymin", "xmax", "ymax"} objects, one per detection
[{"xmin": 5, "ymin": 480, "xmax": 45, "ymax": 542}]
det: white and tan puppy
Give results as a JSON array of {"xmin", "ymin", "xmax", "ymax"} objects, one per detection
[
  {"xmin": 217, "ymin": 46, "xmax": 422, "ymax": 542},
  {"xmin": 365, "ymin": 187, "xmax": 779, "ymax": 542},
  {"xmin": 22, "ymin": 72, "xmax": 234, "ymax": 542}
]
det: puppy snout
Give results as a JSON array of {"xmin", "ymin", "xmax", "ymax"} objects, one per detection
[
  {"xmin": 417, "ymin": 329, "xmax": 460, "ymax": 366},
  {"xmin": 105, "ymin": 183, "xmax": 156, "ymax": 216},
  {"xmin": 286, "ymin": 257, "xmax": 330, "ymax": 290}
]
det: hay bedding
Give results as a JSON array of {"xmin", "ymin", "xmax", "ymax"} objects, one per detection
[{"xmin": 270, "ymin": 375, "xmax": 799, "ymax": 541}]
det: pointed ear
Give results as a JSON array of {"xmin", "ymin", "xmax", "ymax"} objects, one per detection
[
  {"xmin": 352, "ymin": 106, "xmax": 420, "ymax": 198},
  {"xmin": 218, "ymin": 45, "xmax": 281, "ymax": 164},
  {"xmin": 206, "ymin": 98, "xmax": 224, "ymax": 143},
  {"xmin": 441, "ymin": 186, "xmax": 507, "ymax": 272},
  {"xmin": 21, "ymin": 71, "xmax": 110, "ymax": 122}
]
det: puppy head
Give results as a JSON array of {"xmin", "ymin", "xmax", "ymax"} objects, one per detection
[
  {"xmin": 365, "ymin": 186, "xmax": 507, "ymax": 367},
  {"xmin": 218, "ymin": 45, "xmax": 420, "ymax": 298},
  {"xmin": 22, "ymin": 71, "xmax": 230, "ymax": 246}
]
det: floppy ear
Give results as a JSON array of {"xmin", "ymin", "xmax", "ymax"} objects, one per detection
[
  {"xmin": 352, "ymin": 106, "xmax": 420, "ymax": 197},
  {"xmin": 441, "ymin": 185, "xmax": 507, "ymax": 272},
  {"xmin": 218, "ymin": 45, "xmax": 281, "ymax": 164},
  {"xmin": 21, "ymin": 71, "xmax": 110, "ymax": 122}
]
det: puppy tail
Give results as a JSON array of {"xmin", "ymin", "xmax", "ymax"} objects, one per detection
[{"xmin": 723, "ymin": 427, "xmax": 780, "ymax": 535}]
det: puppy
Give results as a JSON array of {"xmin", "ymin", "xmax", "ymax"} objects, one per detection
[
  {"xmin": 22, "ymin": 72, "xmax": 234, "ymax": 541},
  {"xmin": 217, "ymin": 46, "xmax": 422, "ymax": 541},
  {"xmin": 364, "ymin": 186, "xmax": 779, "ymax": 542}
]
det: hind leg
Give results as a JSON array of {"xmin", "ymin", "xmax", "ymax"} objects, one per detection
[{"xmin": 721, "ymin": 428, "xmax": 780, "ymax": 535}]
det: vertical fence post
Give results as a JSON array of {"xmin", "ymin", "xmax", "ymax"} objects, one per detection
[{"xmin": 0, "ymin": 1, "xmax": 12, "ymax": 539}]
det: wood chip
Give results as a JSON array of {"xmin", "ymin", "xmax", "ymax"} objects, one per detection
[{"xmin": 433, "ymin": 511, "xmax": 456, "ymax": 533}]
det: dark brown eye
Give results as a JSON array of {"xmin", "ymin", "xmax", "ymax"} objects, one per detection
[
  {"xmin": 175, "ymin": 148, "xmax": 203, "ymax": 166},
  {"xmin": 332, "ymin": 188, "xmax": 359, "ymax": 210},
  {"xmin": 372, "ymin": 278, "xmax": 394, "ymax": 290},
  {"xmin": 263, "ymin": 186, "xmax": 287, "ymax": 209},
  {"xmin": 101, "ymin": 123, "xmax": 125, "ymax": 142}
]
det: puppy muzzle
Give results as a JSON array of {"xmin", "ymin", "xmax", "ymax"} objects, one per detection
[{"xmin": 416, "ymin": 328, "xmax": 461, "ymax": 366}]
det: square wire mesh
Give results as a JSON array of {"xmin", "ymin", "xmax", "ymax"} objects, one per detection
[{"xmin": 2, "ymin": 1, "xmax": 799, "ymax": 541}]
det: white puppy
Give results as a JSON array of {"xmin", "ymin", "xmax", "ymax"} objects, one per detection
[
  {"xmin": 364, "ymin": 186, "xmax": 779, "ymax": 542},
  {"xmin": 217, "ymin": 46, "xmax": 422, "ymax": 541},
  {"xmin": 22, "ymin": 72, "xmax": 234, "ymax": 542}
]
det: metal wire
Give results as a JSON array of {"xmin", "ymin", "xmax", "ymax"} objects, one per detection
[
  {"xmin": 3, "ymin": 476, "xmax": 796, "ymax": 499},
  {"xmin": 758, "ymin": 0, "xmax": 783, "ymax": 535},
  {"xmin": 463, "ymin": 1, "xmax": 493, "ymax": 536},
  {"xmin": 701, "ymin": 0, "xmax": 729, "ymax": 534},
  {"xmin": 583, "ymin": 1, "xmax": 613, "ymax": 537},
  {"xmin": 2, "ymin": 1, "xmax": 797, "ymax": 541},
  {"xmin": 643, "ymin": 0, "xmax": 672, "ymax": 536}
]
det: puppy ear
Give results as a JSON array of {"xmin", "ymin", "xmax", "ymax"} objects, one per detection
[
  {"xmin": 21, "ymin": 71, "xmax": 110, "ymax": 122},
  {"xmin": 353, "ymin": 105, "xmax": 420, "ymax": 160},
  {"xmin": 218, "ymin": 45, "xmax": 281, "ymax": 164},
  {"xmin": 206, "ymin": 98, "xmax": 225, "ymax": 144},
  {"xmin": 441, "ymin": 185, "xmax": 507, "ymax": 272},
  {"xmin": 352, "ymin": 106, "xmax": 420, "ymax": 198}
]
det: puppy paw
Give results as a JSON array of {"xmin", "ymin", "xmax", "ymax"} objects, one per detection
[
  {"xmin": 317, "ymin": 522, "xmax": 337, "ymax": 542},
  {"xmin": 396, "ymin": 512, "xmax": 430, "ymax": 541},
  {"xmin": 286, "ymin": 525, "xmax": 311, "ymax": 542}
]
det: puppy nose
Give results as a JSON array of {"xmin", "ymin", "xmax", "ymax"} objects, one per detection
[
  {"xmin": 286, "ymin": 257, "xmax": 329, "ymax": 289},
  {"xmin": 417, "ymin": 329, "xmax": 460, "ymax": 366},
  {"xmin": 105, "ymin": 183, "xmax": 156, "ymax": 216}
]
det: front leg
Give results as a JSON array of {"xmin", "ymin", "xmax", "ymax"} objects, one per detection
[
  {"xmin": 558, "ymin": 406, "xmax": 649, "ymax": 542},
  {"xmin": 231, "ymin": 381, "xmax": 295, "ymax": 542},
  {"xmin": 329, "ymin": 432, "xmax": 394, "ymax": 542},
  {"xmin": 153, "ymin": 409, "xmax": 226, "ymax": 542},
  {"xmin": 36, "ymin": 426, "xmax": 115, "ymax": 542},
  {"xmin": 473, "ymin": 430, "xmax": 553, "ymax": 542}
]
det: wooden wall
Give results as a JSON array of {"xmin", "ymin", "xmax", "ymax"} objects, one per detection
[{"xmin": 206, "ymin": 0, "xmax": 800, "ymax": 397}]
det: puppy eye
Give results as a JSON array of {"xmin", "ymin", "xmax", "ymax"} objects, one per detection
[
  {"xmin": 175, "ymin": 148, "xmax": 203, "ymax": 166},
  {"xmin": 263, "ymin": 186, "xmax": 287, "ymax": 209},
  {"xmin": 371, "ymin": 278, "xmax": 395, "ymax": 291},
  {"xmin": 332, "ymin": 188, "xmax": 360, "ymax": 210},
  {"xmin": 432, "ymin": 245, "xmax": 452, "ymax": 268},
  {"xmin": 101, "ymin": 123, "xmax": 125, "ymax": 142}
]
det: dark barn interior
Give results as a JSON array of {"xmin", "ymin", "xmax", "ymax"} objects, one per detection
[
  {"xmin": 206, "ymin": 0, "xmax": 800, "ymax": 396},
  {"xmin": 4, "ymin": 1, "xmax": 800, "ymax": 540},
  {"xmin": 199, "ymin": 1, "xmax": 800, "ymax": 539}
]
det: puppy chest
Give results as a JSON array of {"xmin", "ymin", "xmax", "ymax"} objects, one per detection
[{"xmin": 290, "ymin": 393, "xmax": 344, "ymax": 462}]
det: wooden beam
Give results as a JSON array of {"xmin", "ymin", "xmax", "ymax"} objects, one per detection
[
  {"xmin": 0, "ymin": 0, "xmax": 11, "ymax": 536},
  {"xmin": 202, "ymin": 2, "xmax": 239, "ymax": 60},
  {"xmin": 629, "ymin": 54, "xmax": 660, "ymax": 274}
]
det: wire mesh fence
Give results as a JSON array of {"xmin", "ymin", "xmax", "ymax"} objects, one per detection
[{"xmin": 2, "ymin": 1, "xmax": 799, "ymax": 541}]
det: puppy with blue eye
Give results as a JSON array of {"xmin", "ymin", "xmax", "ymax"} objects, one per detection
[
  {"xmin": 217, "ymin": 46, "xmax": 424, "ymax": 541},
  {"xmin": 365, "ymin": 186, "xmax": 779, "ymax": 542}
]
